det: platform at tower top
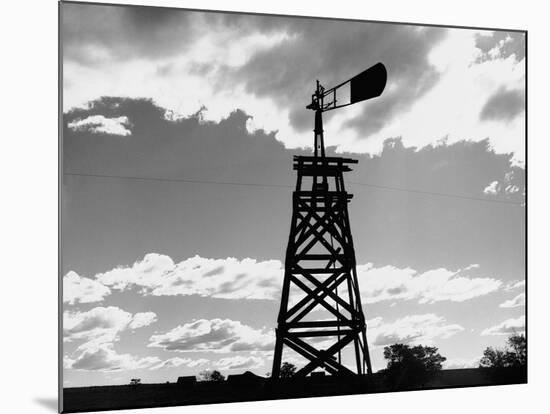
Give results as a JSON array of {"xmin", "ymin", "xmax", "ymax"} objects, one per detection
[{"xmin": 293, "ymin": 155, "xmax": 358, "ymax": 174}]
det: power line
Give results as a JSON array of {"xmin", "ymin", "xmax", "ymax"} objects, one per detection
[
  {"xmin": 348, "ymin": 181, "xmax": 524, "ymax": 206},
  {"xmin": 63, "ymin": 172, "xmax": 524, "ymax": 206},
  {"xmin": 64, "ymin": 172, "xmax": 291, "ymax": 189}
]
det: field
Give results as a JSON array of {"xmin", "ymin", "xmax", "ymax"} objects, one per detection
[{"xmin": 62, "ymin": 367, "xmax": 526, "ymax": 413}]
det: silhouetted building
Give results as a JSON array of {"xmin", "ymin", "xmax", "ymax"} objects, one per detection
[
  {"xmin": 176, "ymin": 376, "xmax": 197, "ymax": 387},
  {"xmin": 227, "ymin": 371, "xmax": 266, "ymax": 386}
]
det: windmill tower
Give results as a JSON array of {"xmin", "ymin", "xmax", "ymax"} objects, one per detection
[{"xmin": 271, "ymin": 63, "xmax": 387, "ymax": 378}]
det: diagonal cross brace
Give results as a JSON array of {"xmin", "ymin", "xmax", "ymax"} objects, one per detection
[{"xmin": 287, "ymin": 332, "xmax": 357, "ymax": 377}]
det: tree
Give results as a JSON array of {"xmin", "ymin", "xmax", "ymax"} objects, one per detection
[
  {"xmin": 382, "ymin": 344, "xmax": 446, "ymax": 389},
  {"xmin": 506, "ymin": 334, "xmax": 526, "ymax": 367},
  {"xmin": 479, "ymin": 334, "xmax": 526, "ymax": 368},
  {"xmin": 479, "ymin": 347, "xmax": 508, "ymax": 368},
  {"xmin": 129, "ymin": 378, "xmax": 141, "ymax": 387},
  {"xmin": 198, "ymin": 369, "xmax": 225, "ymax": 382},
  {"xmin": 279, "ymin": 362, "xmax": 297, "ymax": 378}
]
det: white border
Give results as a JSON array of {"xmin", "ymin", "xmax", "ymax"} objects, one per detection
[{"xmin": 2, "ymin": 0, "xmax": 547, "ymax": 413}]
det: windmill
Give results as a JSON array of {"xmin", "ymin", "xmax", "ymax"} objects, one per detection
[{"xmin": 271, "ymin": 62, "xmax": 387, "ymax": 378}]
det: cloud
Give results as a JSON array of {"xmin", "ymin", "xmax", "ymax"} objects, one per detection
[
  {"xmin": 61, "ymin": 3, "xmax": 198, "ymax": 64},
  {"xmin": 481, "ymin": 316, "xmax": 525, "ymax": 336},
  {"xmin": 63, "ymin": 98, "xmax": 524, "ymax": 287},
  {"xmin": 443, "ymin": 357, "xmax": 479, "ymax": 369},
  {"xmin": 369, "ymin": 314, "xmax": 464, "ymax": 347},
  {"xmin": 475, "ymin": 32, "xmax": 525, "ymax": 62},
  {"xmin": 148, "ymin": 318, "xmax": 274, "ymax": 353},
  {"xmin": 150, "ymin": 357, "xmax": 209, "ymax": 370},
  {"xmin": 220, "ymin": 19, "xmax": 446, "ymax": 137},
  {"xmin": 64, "ymin": 306, "xmax": 160, "ymax": 372},
  {"xmin": 483, "ymin": 181, "xmax": 500, "ymax": 195},
  {"xmin": 128, "ymin": 312, "xmax": 158, "ymax": 329},
  {"xmin": 367, "ymin": 30, "xmax": 525, "ymax": 165},
  {"xmin": 499, "ymin": 293, "xmax": 525, "ymax": 308},
  {"xmin": 65, "ymin": 343, "xmax": 160, "ymax": 372},
  {"xmin": 83, "ymin": 252, "xmax": 503, "ymax": 305},
  {"xmin": 215, "ymin": 355, "xmax": 264, "ymax": 370},
  {"xmin": 483, "ymin": 171, "xmax": 522, "ymax": 197},
  {"xmin": 63, "ymin": 6, "xmax": 526, "ymax": 164},
  {"xmin": 358, "ymin": 264, "xmax": 501, "ymax": 304},
  {"xmin": 505, "ymin": 280, "xmax": 525, "ymax": 291},
  {"xmin": 480, "ymin": 87, "xmax": 525, "ymax": 122},
  {"xmin": 64, "ymin": 306, "xmax": 157, "ymax": 344},
  {"xmin": 63, "ymin": 271, "xmax": 111, "ymax": 305},
  {"xmin": 68, "ymin": 115, "xmax": 132, "ymax": 136},
  {"xmin": 505, "ymin": 185, "xmax": 520, "ymax": 195},
  {"xmin": 96, "ymin": 253, "xmax": 283, "ymax": 300}
]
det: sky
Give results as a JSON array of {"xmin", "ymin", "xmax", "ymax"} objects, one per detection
[{"xmin": 61, "ymin": 2, "xmax": 526, "ymax": 387}]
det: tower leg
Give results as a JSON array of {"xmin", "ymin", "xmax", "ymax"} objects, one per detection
[
  {"xmin": 363, "ymin": 330, "xmax": 373, "ymax": 375},
  {"xmin": 354, "ymin": 337, "xmax": 362, "ymax": 375},
  {"xmin": 271, "ymin": 329, "xmax": 283, "ymax": 378}
]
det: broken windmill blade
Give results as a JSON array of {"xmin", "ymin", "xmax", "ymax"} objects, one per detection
[{"xmin": 271, "ymin": 63, "xmax": 387, "ymax": 379}]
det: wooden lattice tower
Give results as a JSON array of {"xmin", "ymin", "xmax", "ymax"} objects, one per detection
[{"xmin": 271, "ymin": 155, "xmax": 372, "ymax": 378}]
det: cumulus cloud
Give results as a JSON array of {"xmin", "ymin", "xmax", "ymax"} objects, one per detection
[
  {"xmin": 443, "ymin": 357, "xmax": 479, "ymax": 369},
  {"xmin": 87, "ymin": 253, "xmax": 502, "ymax": 306},
  {"xmin": 67, "ymin": 115, "xmax": 132, "ymax": 136},
  {"xmin": 505, "ymin": 185, "xmax": 520, "ymax": 195},
  {"xmin": 96, "ymin": 253, "xmax": 283, "ymax": 300},
  {"xmin": 475, "ymin": 32, "xmax": 525, "ymax": 63},
  {"xmin": 148, "ymin": 318, "xmax": 274, "ymax": 353},
  {"xmin": 64, "ymin": 306, "xmax": 160, "ymax": 372},
  {"xmin": 483, "ymin": 171, "xmax": 522, "ymax": 197},
  {"xmin": 64, "ymin": 343, "xmax": 160, "ymax": 372},
  {"xmin": 481, "ymin": 316, "xmax": 525, "ymax": 336},
  {"xmin": 150, "ymin": 357, "xmax": 209, "ymax": 370},
  {"xmin": 215, "ymin": 355, "xmax": 264, "ymax": 370},
  {"xmin": 369, "ymin": 314, "xmax": 464, "ymax": 347},
  {"xmin": 128, "ymin": 312, "xmax": 158, "ymax": 329},
  {"xmin": 499, "ymin": 293, "xmax": 525, "ymax": 309},
  {"xmin": 63, "ymin": 271, "xmax": 111, "ymax": 305},
  {"xmin": 505, "ymin": 280, "xmax": 525, "ymax": 291},
  {"xmin": 483, "ymin": 181, "xmax": 500, "ymax": 195},
  {"xmin": 64, "ymin": 306, "xmax": 157, "ymax": 344},
  {"xmin": 358, "ymin": 264, "xmax": 501, "ymax": 304}
]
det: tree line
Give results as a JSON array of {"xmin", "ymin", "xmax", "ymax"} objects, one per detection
[
  {"xmin": 268, "ymin": 333, "xmax": 526, "ymax": 388},
  {"xmin": 128, "ymin": 333, "xmax": 525, "ymax": 386}
]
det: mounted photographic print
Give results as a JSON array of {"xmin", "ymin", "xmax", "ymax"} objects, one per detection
[{"xmin": 59, "ymin": 1, "xmax": 527, "ymax": 412}]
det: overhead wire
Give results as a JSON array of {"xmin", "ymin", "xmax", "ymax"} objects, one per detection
[{"xmin": 63, "ymin": 172, "xmax": 525, "ymax": 206}]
